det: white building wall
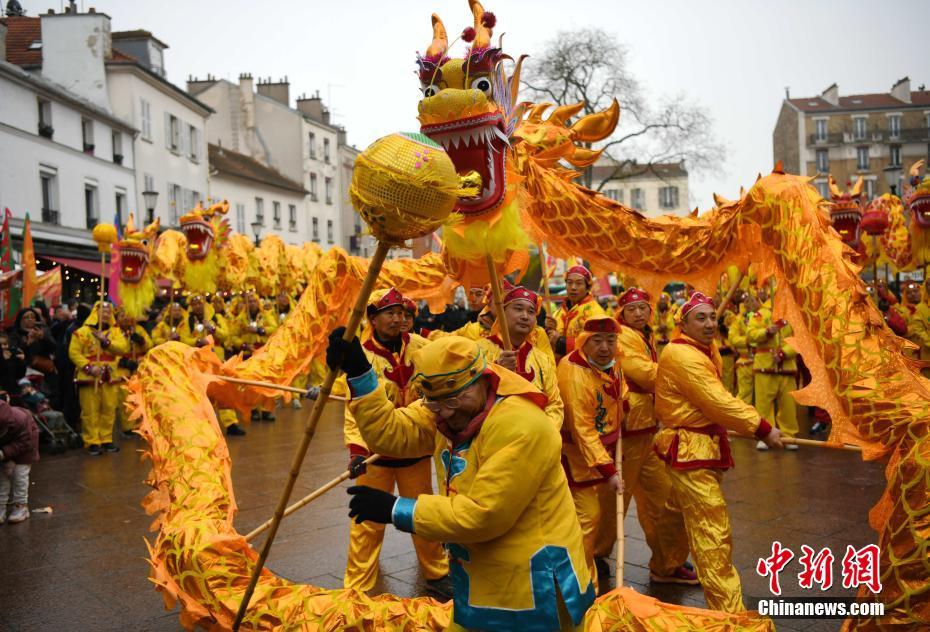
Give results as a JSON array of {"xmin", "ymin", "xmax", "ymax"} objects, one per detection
[
  {"xmin": 208, "ymin": 174, "xmax": 307, "ymax": 246},
  {"xmin": 301, "ymin": 117, "xmax": 342, "ymax": 248},
  {"xmin": 600, "ymin": 174, "xmax": 690, "ymax": 217}
]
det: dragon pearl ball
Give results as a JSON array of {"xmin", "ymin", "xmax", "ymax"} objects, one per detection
[{"xmin": 349, "ymin": 132, "xmax": 462, "ymax": 244}]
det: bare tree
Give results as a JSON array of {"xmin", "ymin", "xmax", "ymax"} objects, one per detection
[{"xmin": 521, "ymin": 28, "xmax": 725, "ymax": 190}]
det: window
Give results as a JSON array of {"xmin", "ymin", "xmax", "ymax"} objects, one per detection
[
  {"xmin": 312, "ymin": 217, "xmax": 319, "ymax": 242},
  {"xmin": 324, "ymin": 138, "xmax": 331, "ymax": 163},
  {"xmin": 84, "ymin": 182, "xmax": 99, "ymax": 228},
  {"xmin": 37, "ymin": 98, "xmax": 52, "ymax": 138},
  {"xmin": 82, "ymin": 118, "xmax": 94, "ymax": 154},
  {"xmin": 888, "ymin": 114, "xmax": 901, "ymax": 139},
  {"xmin": 231, "ymin": 203, "xmax": 243, "ymax": 233},
  {"xmin": 115, "ymin": 189, "xmax": 127, "ymax": 227},
  {"xmin": 856, "ymin": 146, "xmax": 870, "ymax": 170},
  {"xmin": 325, "ymin": 176, "xmax": 333, "ymax": 205},
  {"xmin": 288, "ymin": 204, "xmax": 297, "ymax": 231},
  {"xmin": 658, "ymin": 186, "xmax": 679, "ymax": 209},
  {"xmin": 189, "ymin": 190, "xmax": 201, "ymax": 210},
  {"xmin": 39, "ymin": 168, "xmax": 58, "ymax": 225},
  {"xmin": 273, "ymin": 201, "xmax": 282, "ymax": 228},
  {"xmin": 630, "ymin": 188, "xmax": 644, "ymax": 210},
  {"xmin": 166, "ymin": 114, "xmax": 180, "ymax": 151},
  {"xmin": 255, "ymin": 197, "xmax": 265, "ymax": 224},
  {"xmin": 853, "ymin": 117, "xmax": 867, "ymax": 141},
  {"xmin": 327, "ymin": 220, "xmax": 334, "ymax": 244},
  {"xmin": 814, "ymin": 119, "xmax": 828, "ymax": 142},
  {"xmin": 308, "ymin": 132, "xmax": 317, "ymax": 159},
  {"xmin": 309, "ymin": 173, "xmax": 318, "ymax": 201},
  {"xmin": 167, "ymin": 183, "xmax": 181, "ymax": 225},
  {"xmin": 816, "ymin": 181, "xmax": 829, "ymax": 199},
  {"xmin": 815, "ymin": 149, "xmax": 829, "ymax": 173},
  {"xmin": 865, "ymin": 179, "xmax": 875, "ymax": 200},
  {"xmin": 890, "ymin": 144, "xmax": 901, "ymax": 167},
  {"xmin": 140, "ymin": 99, "xmax": 152, "ymax": 140},
  {"xmin": 112, "ymin": 131, "xmax": 123, "ymax": 164},
  {"xmin": 187, "ymin": 124, "xmax": 200, "ymax": 161},
  {"xmin": 604, "ymin": 189, "xmax": 622, "ymax": 202}
]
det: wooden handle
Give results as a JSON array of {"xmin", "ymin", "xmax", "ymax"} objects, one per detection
[
  {"xmin": 485, "ymin": 253, "xmax": 511, "ymax": 350},
  {"xmin": 244, "ymin": 453, "xmax": 380, "ymax": 542},
  {"xmin": 615, "ymin": 432, "xmax": 624, "ymax": 587},
  {"xmin": 233, "ymin": 240, "xmax": 390, "ymax": 630},
  {"xmin": 215, "ymin": 375, "xmax": 346, "ymax": 402},
  {"xmin": 715, "ymin": 269, "xmax": 744, "ymax": 319},
  {"xmin": 728, "ymin": 430, "xmax": 861, "ymax": 452}
]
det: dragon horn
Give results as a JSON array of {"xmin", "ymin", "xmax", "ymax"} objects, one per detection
[
  {"xmin": 828, "ymin": 175, "xmax": 841, "ymax": 198},
  {"xmin": 850, "ymin": 176, "xmax": 864, "ymax": 197},
  {"xmin": 910, "ymin": 159, "xmax": 925, "ymax": 178},
  {"xmin": 125, "ymin": 212, "xmax": 136, "ymax": 234},
  {"xmin": 426, "ymin": 13, "xmax": 448, "ymax": 59},
  {"xmin": 468, "ymin": 0, "xmax": 492, "ymax": 49}
]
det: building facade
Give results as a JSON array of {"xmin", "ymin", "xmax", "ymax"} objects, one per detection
[
  {"xmin": 591, "ymin": 158, "xmax": 691, "ymax": 217},
  {"xmin": 773, "ymin": 78, "xmax": 930, "ymax": 200}
]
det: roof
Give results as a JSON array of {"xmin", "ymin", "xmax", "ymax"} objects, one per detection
[
  {"xmin": 788, "ymin": 91, "xmax": 930, "ymax": 113},
  {"xmin": 1, "ymin": 16, "xmax": 42, "ymax": 67},
  {"xmin": 112, "ymin": 29, "xmax": 169, "ymax": 49},
  {"xmin": 209, "ymin": 144, "xmax": 308, "ymax": 195},
  {"xmin": 590, "ymin": 160, "xmax": 688, "ymax": 183}
]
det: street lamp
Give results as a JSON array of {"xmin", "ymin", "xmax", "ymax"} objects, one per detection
[
  {"xmin": 884, "ymin": 165, "xmax": 903, "ymax": 196},
  {"xmin": 142, "ymin": 190, "xmax": 159, "ymax": 224},
  {"xmin": 250, "ymin": 220, "xmax": 262, "ymax": 247}
]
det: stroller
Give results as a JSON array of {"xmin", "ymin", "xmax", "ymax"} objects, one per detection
[{"xmin": 13, "ymin": 373, "xmax": 82, "ymax": 454}]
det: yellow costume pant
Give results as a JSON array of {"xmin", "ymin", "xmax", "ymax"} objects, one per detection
[
  {"xmin": 753, "ymin": 373, "xmax": 798, "ymax": 437},
  {"xmin": 117, "ymin": 384, "xmax": 133, "ymax": 432},
  {"xmin": 445, "ymin": 590, "xmax": 582, "ymax": 631},
  {"xmin": 621, "ymin": 433, "xmax": 689, "ymax": 576},
  {"xmin": 78, "ymin": 383, "xmax": 119, "ymax": 446},
  {"xmin": 722, "ymin": 354, "xmax": 736, "ymax": 395},
  {"xmin": 217, "ymin": 408, "xmax": 238, "ymax": 429},
  {"xmin": 736, "ymin": 363, "xmax": 754, "ymax": 405},
  {"xmin": 570, "ymin": 482, "xmax": 616, "ymax": 587},
  {"xmin": 344, "ymin": 459, "xmax": 449, "ymax": 591},
  {"xmin": 667, "ymin": 467, "xmax": 744, "ymax": 613}
]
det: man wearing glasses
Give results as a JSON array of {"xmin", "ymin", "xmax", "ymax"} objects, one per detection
[{"xmin": 328, "ymin": 332, "xmax": 594, "ymax": 631}]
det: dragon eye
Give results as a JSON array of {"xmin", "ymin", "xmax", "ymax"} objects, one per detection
[
  {"xmin": 141, "ymin": 240, "xmax": 149, "ymax": 247},
  {"xmin": 470, "ymin": 76, "xmax": 492, "ymax": 96},
  {"xmin": 422, "ymin": 84, "xmax": 440, "ymax": 98}
]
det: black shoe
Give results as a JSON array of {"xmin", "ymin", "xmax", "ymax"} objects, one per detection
[
  {"xmin": 260, "ymin": 412, "xmax": 276, "ymax": 422},
  {"xmin": 121, "ymin": 429, "xmax": 136, "ymax": 439},
  {"xmin": 250, "ymin": 410, "xmax": 260, "ymax": 422},
  {"xmin": 425, "ymin": 574, "xmax": 454, "ymax": 600},
  {"xmin": 87, "ymin": 444, "xmax": 103, "ymax": 456},
  {"xmin": 102, "ymin": 442, "xmax": 120, "ymax": 453},
  {"xmin": 595, "ymin": 557, "xmax": 612, "ymax": 595},
  {"xmin": 226, "ymin": 423, "xmax": 246, "ymax": 436}
]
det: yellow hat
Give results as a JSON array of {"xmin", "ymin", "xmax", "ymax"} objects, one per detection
[{"xmin": 411, "ymin": 336, "xmax": 488, "ymax": 398}]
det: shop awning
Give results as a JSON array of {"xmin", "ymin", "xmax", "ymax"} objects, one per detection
[{"xmin": 40, "ymin": 256, "xmax": 103, "ymax": 277}]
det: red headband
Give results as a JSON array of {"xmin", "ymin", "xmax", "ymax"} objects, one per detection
[
  {"xmin": 619, "ymin": 287, "xmax": 650, "ymax": 307},
  {"xmin": 369, "ymin": 288, "xmax": 404, "ymax": 313},
  {"xmin": 583, "ymin": 316, "xmax": 621, "ymax": 334},
  {"xmin": 680, "ymin": 291, "xmax": 714, "ymax": 319},
  {"xmin": 402, "ymin": 297, "xmax": 418, "ymax": 314},
  {"xmin": 565, "ymin": 265, "xmax": 593, "ymax": 282},
  {"xmin": 503, "ymin": 285, "xmax": 539, "ymax": 309}
]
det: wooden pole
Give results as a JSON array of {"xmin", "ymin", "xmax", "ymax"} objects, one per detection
[
  {"xmin": 244, "ymin": 453, "xmax": 381, "ymax": 542},
  {"xmin": 614, "ymin": 431, "xmax": 624, "ymax": 587},
  {"xmin": 232, "ymin": 240, "xmax": 390, "ymax": 631},
  {"xmin": 485, "ymin": 253, "xmax": 511, "ymax": 350},
  {"xmin": 95, "ymin": 252, "xmax": 106, "ymax": 393},
  {"xmin": 715, "ymin": 269, "xmax": 745, "ymax": 319},
  {"xmin": 727, "ymin": 431, "xmax": 861, "ymax": 452},
  {"xmin": 214, "ymin": 375, "xmax": 346, "ymax": 402},
  {"xmin": 539, "ymin": 243, "xmax": 552, "ymax": 315}
]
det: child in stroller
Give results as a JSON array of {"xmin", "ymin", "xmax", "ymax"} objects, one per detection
[{"xmin": 16, "ymin": 376, "xmax": 80, "ymax": 452}]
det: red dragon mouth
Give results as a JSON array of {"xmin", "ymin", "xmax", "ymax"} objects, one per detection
[
  {"xmin": 831, "ymin": 209, "xmax": 862, "ymax": 248},
  {"xmin": 119, "ymin": 245, "xmax": 149, "ymax": 284},
  {"xmin": 909, "ymin": 193, "xmax": 930, "ymax": 228},
  {"xmin": 181, "ymin": 219, "xmax": 214, "ymax": 261},
  {"xmin": 421, "ymin": 112, "xmax": 509, "ymax": 216}
]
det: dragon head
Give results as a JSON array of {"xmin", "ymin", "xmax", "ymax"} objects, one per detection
[
  {"xmin": 904, "ymin": 160, "xmax": 930, "ymax": 228},
  {"xmin": 118, "ymin": 214, "xmax": 159, "ymax": 285},
  {"xmin": 828, "ymin": 175, "xmax": 865, "ymax": 248},
  {"xmin": 179, "ymin": 200, "xmax": 230, "ymax": 261}
]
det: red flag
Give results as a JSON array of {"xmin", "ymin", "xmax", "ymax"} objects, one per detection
[
  {"xmin": 21, "ymin": 214, "xmax": 36, "ymax": 307},
  {"xmin": 0, "ymin": 208, "xmax": 12, "ymax": 273}
]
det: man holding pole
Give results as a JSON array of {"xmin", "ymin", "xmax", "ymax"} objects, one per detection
[
  {"xmin": 341, "ymin": 288, "xmax": 450, "ymax": 595},
  {"xmin": 330, "ymin": 332, "xmax": 594, "ymax": 631},
  {"xmin": 654, "ymin": 292, "xmax": 783, "ymax": 612},
  {"xmin": 551, "ymin": 265, "xmax": 607, "ymax": 360}
]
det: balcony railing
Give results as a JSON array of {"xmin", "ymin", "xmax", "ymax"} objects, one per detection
[
  {"xmin": 41, "ymin": 208, "xmax": 59, "ymax": 225},
  {"xmin": 809, "ymin": 128, "xmax": 930, "ymax": 146}
]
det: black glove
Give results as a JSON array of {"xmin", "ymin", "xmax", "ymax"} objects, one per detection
[
  {"xmin": 347, "ymin": 485, "xmax": 396, "ymax": 525},
  {"xmin": 348, "ymin": 454, "xmax": 368, "ymax": 479},
  {"xmin": 326, "ymin": 327, "xmax": 371, "ymax": 378},
  {"xmin": 118, "ymin": 357, "xmax": 139, "ymax": 372},
  {"xmin": 304, "ymin": 386, "xmax": 321, "ymax": 400},
  {"xmin": 130, "ymin": 333, "xmax": 145, "ymax": 345}
]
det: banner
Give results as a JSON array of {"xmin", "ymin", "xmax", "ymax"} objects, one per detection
[
  {"xmin": 36, "ymin": 266, "xmax": 62, "ymax": 307},
  {"xmin": 21, "ymin": 213, "xmax": 36, "ymax": 307},
  {"xmin": 0, "ymin": 209, "xmax": 19, "ymax": 324}
]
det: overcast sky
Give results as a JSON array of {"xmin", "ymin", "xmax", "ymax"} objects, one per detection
[{"xmin": 20, "ymin": 0, "xmax": 926, "ymax": 209}]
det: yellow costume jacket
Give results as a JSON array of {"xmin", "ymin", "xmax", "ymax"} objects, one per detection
[
  {"xmin": 68, "ymin": 313, "xmax": 130, "ymax": 386},
  {"xmin": 553, "ymin": 295, "xmax": 607, "ymax": 353},
  {"xmin": 344, "ymin": 332, "xmax": 431, "ymax": 465},
  {"xmin": 726, "ymin": 310, "xmax": 754, "ymax": 368},
  {"xmin": 151, "ymin": 317, "xmax": 190, "ymax": 347},
  {"xmin": 115, "ymin": 325, "xmax": 152, "ymax": 381},
  {"xmin": 477, "ymin": 334, "xmax": 564, "ymax": 429},
  {"xmin": 617, "ymin": 324, "xmax": 658, "ymax": 435},
  {"xmin": 346, "ymin": 366, "xmax": 595, "ymax": 631},
  {"xmin": 746, "ymin": 308, "xmax": 798, "ymax": 374},
  {"xmin": 654, "ymin": 334, "xmax": 771, "ymax": 470},
  {"xmin": 428, "ymin": 319, "xmax": 488, "ymax": 341},
  {"xmin": 231, "ymin": 308, "xmax": 278, "ymax": 351},
  {"xmin": 652, "ymin": 306, "xmax": 676, "ymax": 344},
  {"xmin": 557, "ymin": 349, "xmax": 625, "ymax": 487},
  {"xmin": 905, "ymin": 302, "xmax": 930, "ymax": 361}
]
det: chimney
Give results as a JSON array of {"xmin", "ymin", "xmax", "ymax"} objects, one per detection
[
  {"xmin": 337, "ymin": 127, "xmax": 347, "ymax": 146},
  {"xmin": 296, "ymin": 90, "xmax": 328, "ymax": 124},
  {"xmin": 0, "ymin": 22, "xmax": 7, "ymax": 63},
  {"xmin": 187, "ymin": 73, "xmax": 217, "ymax": 96},
  {"xmin": 256, "ymin": 76, "xmax": 290, "ymax": 106},
  {"xmin": 820, "ymin": 83, "xmax": 839, "ymax": 106},
  {"xmin": 40, "ymin": 8, "xmax": 113, "ymax": 111},
  {"xmin": 784, "ymin": 86, "xmax": 790, "ymax": 99},
  {"xmin": 890, "ymin": 76, "xmax": 911, "ymax": 103}
]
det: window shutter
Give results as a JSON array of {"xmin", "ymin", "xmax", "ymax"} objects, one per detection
[
  {"xmin": 165, "ymin": 112, "xmax": 172, "ymax": 149},
  {"xmin": 181, "ymin": 123, "xmax": 190, "ymax": 157}
]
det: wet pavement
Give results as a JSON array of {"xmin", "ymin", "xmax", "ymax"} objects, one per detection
[{"xmin": 0, "ymin": 403, "xmax": 884, "ymax": 631}]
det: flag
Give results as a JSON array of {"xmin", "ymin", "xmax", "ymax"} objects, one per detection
[
  {"xmin": 0, "ymin": 209, "xmax": 12, "ymax": 273},
  {"xmin": 35, "ymin": 266, "xmax": 61, "ymax": 306},
  {"xmin": 21, "ymin": 213, "xmax": 36, "ymax": 307},
  {"xmin": 0, "ymin": 209, "xmax": 19, "ymax": 324}
]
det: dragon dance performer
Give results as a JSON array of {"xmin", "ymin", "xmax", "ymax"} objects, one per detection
[
  {"xmin": 234, "ymin": 292, "xmax": 279, "ymax": 421},
  {"xmin": 114, "ymin": 307, "xmax": 152, "ymax": 437},
  {"xmin": 557, "ymin": 316, "xmax": 624, "ymax": 593},
  {"xmin": 726, "ymin": 292, "xmax": 759, "ymax": 405},
  {"xmin": 476, "ymin": 285, "xmax": 563, "ymax": 428},
  {"xmin": 654, "ymin": 292, "xmax": 784, "ymax": 612},
  {"xmin": 68, "ymin": 302, "xmax": 129, "ymax": 456},
  {"xmin": 151, "ymin": 302, "xmax": 190, "ymax": 346},
  {"xmin": 897, "ymin": 281, "xmax": 930, "ymax": 363},
  {"xmin": 551, "ymin": 265, "xmax": 607, "ymax": 360},
  {"xmin": 746, "ymin": 290, "xmax": 799, "ymax": 450},
  {"xmin": 400, "ymin": 297, "xmax": 418, "ymax": 335},
  {"xmin": 614, "ymin": 288, "xmax": 696, "ymax": 585},
  {"xmin": 332, "ymin": 333, "xmax": 595, "ymax": 631},
  {"xmin": 653, "ymin": 292, "xmax": 675, "ymax": 356},
  {"xmin": 340, "ymin": 288, "xmax": 450, "ymax": 595}
]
